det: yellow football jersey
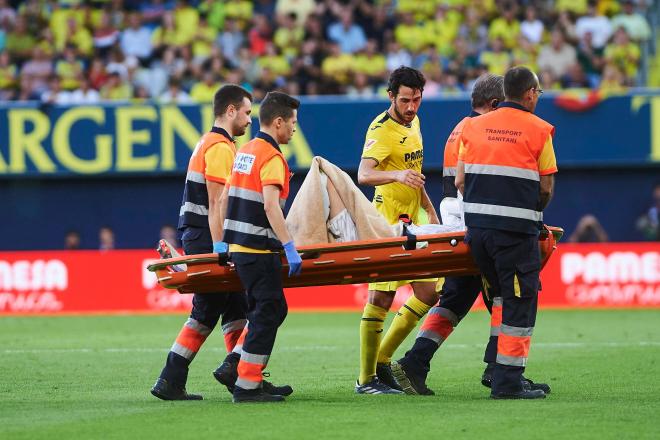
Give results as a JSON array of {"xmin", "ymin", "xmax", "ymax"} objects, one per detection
[{"xmin": 361, "ymin": 111, "xmax": 425, "ymax": 224}]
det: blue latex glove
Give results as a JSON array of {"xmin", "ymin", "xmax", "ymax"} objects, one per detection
[
  {"xmin": 283, "ymin": 241, "xmax": 302, "ymax": 277},
  {"xmin": 213, "ymin": 241, "xmax": 228, "ymax": 254}
]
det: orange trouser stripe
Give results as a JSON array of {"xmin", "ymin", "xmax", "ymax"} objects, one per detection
[
  {"xmin": 420, "ymin": 314, "xmax": 454, "ymax": 339},
  {"xmin": 237, "ymin": 360, "xmax": 264, "ymax": 383},
  {"xmin": 224, "ymin": 329, "xmax": 243, "ymax": 353},
  {"xmin": 490, "ymin": 301, "xmax": 503, "ymax": 336},
  {"xmin": 175, "ymin": 325, "xmax": 207, "ymax": 353},
  {"xmin": 498, "ymin": 333, "xmax": 531, "ymax": 358},
  {"xmin": 232, "ymin": 327, "xmax": 248, "ymax": 353}
]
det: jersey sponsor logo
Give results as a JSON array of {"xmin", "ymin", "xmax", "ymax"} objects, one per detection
[
  {"xmin": 400, "ymin": 136, "xmax": 407, "ymax": 144},
  {"xmin": 233, "ymin": 153, "xmax": 256, "ymax": 174},
  {"xmin": 404, "ymin": 150, "xmax": 423, "ymax": 162},
  {"xmin": 374, "ymin": 194, "xmax": 383, "ymax": 203},
  {"xmin": 363, "ymin": 139, "xmax": 377, "ymax": 152}
]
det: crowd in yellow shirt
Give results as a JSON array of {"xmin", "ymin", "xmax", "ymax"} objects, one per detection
[{"xmin": 0, "ymin": 0, "xmax": 652, "ymax": 102}]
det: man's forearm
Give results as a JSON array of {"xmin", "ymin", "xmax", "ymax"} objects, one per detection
[
  {"xmin": 265, "ymin": 203, "xmax": 293, "ymax": 244},
  {"xmin": 208, "ymin": 200, "xmax": 223, "ymax": 243},
  {"xmin": 539, "ymin": 192, "xmax": 553, "ymax": 211},
  {"xmin": 421, "ymin": 187, "xmax": 439, "ymax": 223},
  {"xmin": 358, "ymin": 168, "xmax": 399, "ymax": 186}
]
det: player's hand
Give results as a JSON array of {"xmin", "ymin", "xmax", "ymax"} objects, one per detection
[
  {"xmin": 396, "ymin": 169, "xmax": 425, "ymax": 189},
  {"xmin": 283, "ymin": 241, "xmax": 302, "ymax": 276}
]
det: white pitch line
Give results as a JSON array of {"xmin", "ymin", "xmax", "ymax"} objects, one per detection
[{"xmin": 1, "ymin": 341, "xmax": 659, "ymax": 355}]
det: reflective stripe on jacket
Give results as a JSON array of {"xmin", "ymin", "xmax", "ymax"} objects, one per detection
[
  {"xmin": 223, "ymin": 134, "xmax": 290, "ymax": 251},
  {"xmin": 460, "ymin": 102, "xmax": 554, "ymax": 234},
  {"xmin": 178, "ymin": 127, "xmax": 235, "ymax": 230}
]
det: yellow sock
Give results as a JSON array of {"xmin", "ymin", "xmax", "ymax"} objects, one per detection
[
  {"xmin": 377, "ymin": 295, "xmax": 431, "ymax": 364},
  {"xmin": 359, "ymin": 303, "xmax": 388, "ymax": 385}
]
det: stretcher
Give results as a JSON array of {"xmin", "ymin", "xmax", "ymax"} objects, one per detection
[{"xmin": 147, "ymin": 226, "xmax": 563, "ymax": 294}]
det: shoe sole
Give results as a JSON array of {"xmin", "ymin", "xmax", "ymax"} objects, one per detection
[
  {"xmin": 150, "ymin": 389, "xmax": 203, "ymax": 401},
  {"xmin": 390, "ymin": 361, "xmax": 419, "ymax": 395},
  {"xmin": 232, "ymin": 397, "xmax": 285, "ymax": 403},
  {"xmin": 491, "ymin": 393, "xmax": 546, "ymax": 400}
]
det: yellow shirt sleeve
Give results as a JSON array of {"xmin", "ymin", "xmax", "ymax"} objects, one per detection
[
  {"xmin": 260, "ymin": 155, "xmax": 286, "ymax": 187},
  {"xmin": 538, "ymin": 135, "xmax": 558, "ymax": 175},
  {"xmin": 361, "ymin": 127, "xmax": 392, "ymax": 166},
  {"xmin": 204, "ymin": 142, "xmax": 234, "ymax": 183},
  {"xmin": 457, "ymin": 139, "xmax": 467, "ymax": 161}
]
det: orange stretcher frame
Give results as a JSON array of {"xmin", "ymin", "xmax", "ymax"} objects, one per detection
[{"xmin": 147, "ymin": 226, "xmax": 563, "ymax": 294}]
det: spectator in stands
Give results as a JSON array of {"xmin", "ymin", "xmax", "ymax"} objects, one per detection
[
  {"xmin": 636, "ymin": 184, "xmax": 660, "ymax": 241},
  {"xmin": 479, "ymin": 37, "xmax": 511, "ymax": 76},
  {"xmin": 254, "ymin": 0, "xmax": 276, "ymax": 22},
  {"xmin": 140, "ymin": 0, "xmax": 173, "ymax": 29},
  {"xmin": 0, "ymin": 49, "xmax": 16, "ymax": 100},
  {"xmin": 274, "ymin": 12, "xmax": 303, "ymax": 59},
  {"xmin": 55, "ymin": 45, "xmax": 83, "ymax": 91},
  {"xmin": 353, "ymin": 39, "xmax": 387, "ymax": 85},
  {"xmin": 276, "ymin": 0, "xmax": 315, "ymax": 27},
  {"xmin": 327, "ymin": 8, "xmax": 367, "ymax": 54},
  {"xmin": 599, "ymin": 62, "xmax": 627, "ymax": 92},
  {"xmin": 41, "ymin": 74, "xmax": 71, "ymax": 105},
  {"xmin": 577, "ymin": 31, "xmax": 605, "ymax": 86},
  {"xmin": 347, "ymin": 72, "xmax": 376, "ymax": 98},
  {"xmin": 173, "ymin": 0, "xmax": 199, "ymax": 46},
  {"xmin": 99, "ymin": 226, "xmax": 115, "ymax": 251},
  {"xmin": 561, "ymin": 63, "xmax": 591, "ymax": 88},
  {"xmin": 538, "ymin": 28, "xmax": 578, "ymax": 78},
  {"xmin": 488, "ymin": 3, "xmax": 519, "ymax": 50},
  {"xmin": 100, "ymin": 71, "xmax": 131, "ymax": 101},
  {"xmin": 121, "ymin": 13, "xmax": 153, "ymax": 62},
  {"xmin": 575, "ymin": 1, "xmax": 612, "ymax": 49},
  {"xmin": 5, "ymin": 15, "xmax": 35, "ymax": 62},
  {"xmin": 556, "ymin": 10, "xmax": 578, "ymax": 43},
  {"xmin": 189, "ymin": 70, "xmax": 219, "ymax": 103},
  {"xmin": 159, "ymin": 77, "xmax": 191, "ymax": 104},
  {"xmin": 611, "ymin": 0, "xmax": 651, "ymax": 42},
  {"xmin": 539, "ymin": 69, "xmax": 562, "ymax": 91},
  {"xmin": 58, "ymin": 16, "xmax": 93, "ymax": 57},
  {"xmin": 217, "ymin": 18, "xmax": 243, "ymax": 65},
  {"xmin": 459, "ymin": 7, "xmax": 488, "ymax": 55},
  {"xmin": 70, "ymin": 76, "xmax": 100, "ymax": 104},
  {"xmin": 152, "ymin": 11, "xmax": 184, "ymax": 52},
  {"xmin": 21, "ymin": 46, "xmax": 53, "ymax": 98},
  {"xmin": 520, "ymin": 6, "xmax": 544, "ymax": 45},
  {"xmin": 568, "ymin": 214, "xmax": 609, "ymax": 243},
  {"xmin": 321, "ymin": 42, "xmax": 353, "ymax": 89},
  {"xmin": 385, "ymin": 41, "xmax": 412, "ymax": 73},
  {"xmin": 93, "ymin": 10, "xmax": 121, "ymax": 58},
  {"xmin": 248, "ymin": 14, "xmax": 273, "ymax": 56},
  {"xmin": 0, "ymin": 0, "xmax": 16, "ymax": 27},
  {"xmin": 65, "ymin": 230, "xmax": 81, "ymax": 250},
  {"xmin": 88, "ymin": 56, "xmax": 109, "ymax": 91},
  {"xmin": 604, "ymin": 27, "xmax": 641, "ymax": 85}
]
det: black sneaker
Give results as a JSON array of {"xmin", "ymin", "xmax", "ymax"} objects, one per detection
[
  {"xmin": 232, "ymin": 386, "xmax": 285, "ymax": 403},
  {"xmin": 354, "ymin": 378, "xmax": 403, "ymax": 394},
  {"xmin": 376, "ymin": 363, "xmax": 403, "ymax": 391},
  {"xmin": 481, "ymin": 364, "xmax": 551, "ymax": 394},
  {"xmin": 213, "ymin": 352, "xmax": 240, "ymax": 393},
  {"xmin": 390, "ymin": 360, "xmax": 435, "ymax": 395},
  {"xmin": 491, "ymin": 389, "xmax": 546, "ymax": 400},
  {"xmin": 150, "ymin": 378, "xmax": 203, "ymax": 401},
  {"xmin": 262, "ymin": 372, "xmax": 293, "ymax": 396}
]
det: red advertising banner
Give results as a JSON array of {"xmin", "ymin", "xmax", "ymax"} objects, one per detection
[{"xmin": 0, "ymin": 243, "xmax": 658, "ymax": 315}]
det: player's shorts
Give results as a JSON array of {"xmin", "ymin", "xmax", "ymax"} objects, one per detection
[{"xmin": 368, "ymin": 277, "xmax": 444, "ymax": 293}]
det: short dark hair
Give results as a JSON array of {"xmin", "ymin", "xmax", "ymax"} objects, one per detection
[
  {"xmin": 471, "ymin": 73, "xmax": 504, "ymax": 108},
  {"xmin": 259, "ymin": 91, "xmax": 300, "ymax": 126},
  {"xmin": 387, "ymin": 66, "xmax": 425, "ymax": 96},
  {"xmin": 213, "ymin": 84, "xmax": 253, "ymax": 118},
  {"xmin": 503, "ymin": 66, "xmax": 538, "ymax": 101}
]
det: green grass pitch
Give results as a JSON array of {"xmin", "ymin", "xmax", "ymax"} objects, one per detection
[{"xmin": 1, "ymin": 310, "xmax": 659, "ymax": 439}]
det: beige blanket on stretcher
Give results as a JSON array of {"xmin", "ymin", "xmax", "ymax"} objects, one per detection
[{"xmin": 286, "ymin": 156, "xmax": 395, "ymax": 246}]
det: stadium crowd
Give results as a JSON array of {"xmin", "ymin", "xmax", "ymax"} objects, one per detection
[{"xmin": 0, "ymin": 0, "xmax": 653, "ymax": 103}]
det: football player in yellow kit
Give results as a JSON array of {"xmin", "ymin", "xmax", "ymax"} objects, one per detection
[{"xmin": 355, "ymin": 66, "xmax": 441, "ymax": 394}]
